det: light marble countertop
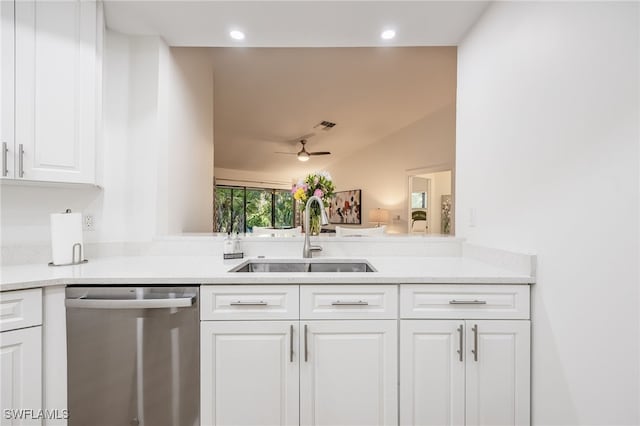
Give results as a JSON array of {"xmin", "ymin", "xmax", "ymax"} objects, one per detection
[{"xmin": 0, "ymin": 255, "xmax": 534, "ymax": 291}]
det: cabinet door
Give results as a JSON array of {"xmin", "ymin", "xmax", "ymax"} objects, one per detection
[
  {"xmin": 1, "ymin": 326, "xmax": 42, "ymax": 426},
  {"xmin": 0, "ymin": 0, "xmax": 14, "ymax": 179},
  {"xmin": 300, "ymin": 320, "xmax": 398, "ymax": 426},
  {"xmin": 15, "ymin": 0, "xmax": 96, "ymax": 183},
  {"xmin": 200, "ymin": 321, "xmax": 299, "ymax": 426},
  {"xmin": 465, "ymin": 320, "xmax": 530, "ymax": 426},
  {"xmin": 400, "ymin": 320, "xmax": 465, "ymax": 426}
]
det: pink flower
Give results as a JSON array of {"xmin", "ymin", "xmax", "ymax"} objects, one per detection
[{"xmin": 314, "ymin": 189, "xmax": 324, "ymax": 198}]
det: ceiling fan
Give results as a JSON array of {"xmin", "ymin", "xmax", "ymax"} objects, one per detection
[{"xmin": 275, "ymin": 138, "xmax": 331, "ymax": 162}]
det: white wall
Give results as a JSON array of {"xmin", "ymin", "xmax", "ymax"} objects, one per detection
[
  {"xmin": 162, "ymin": 47, "xmax": 214, "ymax": 235},
  {"xmin": 456, "ymin": 2, "xmax": 639, "ymax": 424},
  {"xmin": 327, "ymin": 104, "xmax": 456, "ymax": 233}
]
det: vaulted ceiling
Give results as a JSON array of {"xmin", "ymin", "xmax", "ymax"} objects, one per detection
[{"xmin": 210, "ymin": 47, "xmax": 458, "ymax": 177}]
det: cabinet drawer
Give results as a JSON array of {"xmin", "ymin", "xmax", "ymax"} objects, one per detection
[
  {"xmin": 201, "ymin": 285, "xmax": 299, "ymax": 320},
  {"xmin": 0, "ymin": 288, "xmax": 42, "ymax": 332},
  {"xmin": 300, "ymin": 285, "xmax": 397, "ymax": 319},
  {"xmin": 400, "ymin": 285, "xmax": 529, "ymax": 319}
]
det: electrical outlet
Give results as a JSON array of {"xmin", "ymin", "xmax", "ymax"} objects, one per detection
[{"xmin": 83, "ymin": 214, "xmax": 95, "ymax": 231}]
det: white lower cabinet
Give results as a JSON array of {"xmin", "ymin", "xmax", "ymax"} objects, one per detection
[
  {"xmin": 400, "ymin": 320, "xmax": 530, "ymax": 426},
  {"xmin": 201, "ymin": 284, "xmax": 530, "ymax": 426},
  {"xmin": 400, "ymin": 320, "xmax": 465, "ymax": 426},
  {"xmin": 200, "ymin": 321, "xmax": 299, "ymax": 426},
  {"xmin": 0, "ymin": 326, "xmax": 43, "ymax": 426},
  {"xmin": 465, "ymin": 320, "xmax": 530, "ymax": 426},
  {"xmin": 200, "ymin": 319, "xmax": 399, "ymax": 426},
  {"xmin": 300, "ymin": 320, "xmax": 398, "ymax": 426}
]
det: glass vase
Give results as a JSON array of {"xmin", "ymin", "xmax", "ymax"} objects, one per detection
[{"xmin": 309, "ymin": 213, "xmax": 321, "ymax": 236}]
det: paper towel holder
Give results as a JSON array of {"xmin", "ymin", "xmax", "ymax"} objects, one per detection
[{"xmin": 48, "ymin": 242, "xmax": 88, "ymax": 267}]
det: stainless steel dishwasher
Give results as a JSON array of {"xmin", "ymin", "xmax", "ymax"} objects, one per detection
[{"xmin": 66, "ymin": 286, "xmax": 199, "ymax": 426}]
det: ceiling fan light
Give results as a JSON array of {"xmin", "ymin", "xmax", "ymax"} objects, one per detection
[{"xmin": 298, "ymin": 151, "xmax": 310, "ymax": 162}]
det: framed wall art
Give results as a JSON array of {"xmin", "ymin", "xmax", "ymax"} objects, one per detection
[{"xmin": 328, "ymin": 190, "xmax": 362, "ymax": 224}]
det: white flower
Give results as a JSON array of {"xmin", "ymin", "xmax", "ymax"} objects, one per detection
[{"xmin": 317, "ymin": 171, "xmax": 332, "ymax": 181}]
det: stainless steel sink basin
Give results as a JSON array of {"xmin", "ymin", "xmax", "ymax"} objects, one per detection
[{"xmin": 230, "ymin": 259, "xmax": 377, "ymax": 273}]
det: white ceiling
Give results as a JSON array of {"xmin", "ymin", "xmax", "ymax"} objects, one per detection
[
  {"xmin": 210, "ymin": 47, "xmax": 457, "ymax": 177},
  {"xmin": 103, "ymin": 1, "xmax": 490, "ymax": 47}
]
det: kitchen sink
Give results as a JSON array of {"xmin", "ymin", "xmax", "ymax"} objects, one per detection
[{"xmin": 230, "ymin": 259, "xmax": 377, "ymax": 273}]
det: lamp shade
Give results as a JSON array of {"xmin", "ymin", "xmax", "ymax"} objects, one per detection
[{"xmin": 368, "ymin": 208, "xmax": 390, "ymax": 224}]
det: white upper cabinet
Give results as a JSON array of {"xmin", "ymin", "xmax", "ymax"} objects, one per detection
[
  {"xmin": 0, "ymin": 0, "xmax": 14, "ymax": 179},
  {"xmin": 12, "ymin": 0, "xmax": 100, "ymax": 184}
]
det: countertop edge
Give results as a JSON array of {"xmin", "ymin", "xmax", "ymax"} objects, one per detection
[{"xmin": 1, "ymin": 275, "xmax": 535, "ymax": 292}]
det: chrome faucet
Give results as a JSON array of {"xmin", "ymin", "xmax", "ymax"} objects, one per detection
[{"xmin": 303, "ymin": 195, "xmax": 329, "ymax": 258}]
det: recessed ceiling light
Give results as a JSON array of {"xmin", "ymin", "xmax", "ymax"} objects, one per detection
[
  {"xmin": 381, "ymin": 29, "xmax": 396, "ymax": 40},
  {"xmin": 230, "ymin": 30, "xmax": 245, "ymax": 41}
]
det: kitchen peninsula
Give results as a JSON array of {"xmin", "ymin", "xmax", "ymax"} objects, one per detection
[{"xmin": 1, "ymin": 236, "xmax": 534, "ymax": 426}]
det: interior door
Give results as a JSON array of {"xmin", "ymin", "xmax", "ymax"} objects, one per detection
[
  {"xmin": 465, "ymin": 320, "xmax": 531, "ymax": 426},
  {"xmin": 400, "ymin": 320, "xmax": 465, "ymax": 426},
  {"xmin": 300, "ymin": 320, "xmax": 398, "ymax": 426},
  {"xmin": 200, "ymin": 321, "xmax": 299, "ymax": 426}
]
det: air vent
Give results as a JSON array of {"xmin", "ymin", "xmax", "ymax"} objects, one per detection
[{"xmin": 314, "ymin": 121, "xmax": 337, "ymax": 131}]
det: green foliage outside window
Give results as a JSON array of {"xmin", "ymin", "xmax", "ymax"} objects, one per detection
[{"xmin": 214, "ymin": 186, "xmax": 295, "ymax": 233}]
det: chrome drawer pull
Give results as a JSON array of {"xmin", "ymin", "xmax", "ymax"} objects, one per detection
[
  {"xmin": 331, "ymin": 300, "xmax": 369, "ymax": 306},
  {"xmin": 449, "ymin": 299, "xmax": 487, "ymax": 305},
  {"xmin": 229, "ymin": 300, "xmax": 267, "ymax": 306}
]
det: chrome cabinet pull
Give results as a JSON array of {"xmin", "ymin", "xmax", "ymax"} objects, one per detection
[
  {"xmin": 2, "ymin": 142, "xmax": 7, "ymax": 176},
  {"xmin": 449, "ymin": 300, "xmax": 487, "ymax": 305},
  {"xmin": 289, "ymin": 324, "xmax": 294, "ymax": 362},
  {"xmin": 331, "ymin": 300, "xmax": 369, "ymax": 306},
  {"xmin": 18, "ymin": 144, "xmax": 24, "ymax": 178},
  {"xmin": 229, "ymin": 300, "xmax": 267, "ymax": 306},
  {"xmin": 304, "ymin": 324, "xmax": 308, "ymax": 362},
  {"xmin": 471, "ymin": 324, "xmax": 478, "ymax": 361},
  {"xmin": 457, "ymin": 324, "xmax": 463, "ymax": 362}
]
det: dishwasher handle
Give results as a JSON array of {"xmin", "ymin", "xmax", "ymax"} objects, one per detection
[{"xmin": 66, "ymin": 296, "xmax": 195, "ymax": 309}]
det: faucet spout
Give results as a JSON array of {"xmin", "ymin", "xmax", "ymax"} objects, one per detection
[{"xmin": 303, "ymin": 195, "xmax": 329, "ymax": 258}]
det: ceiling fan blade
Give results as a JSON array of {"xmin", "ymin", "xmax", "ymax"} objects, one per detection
[
  {"xmin": 308, "ymin": 151, "xmax": 331, "ymax": 156},
  {"xmin": 274, "ymin": 151, "xmax": 298, "ymax": 155}
]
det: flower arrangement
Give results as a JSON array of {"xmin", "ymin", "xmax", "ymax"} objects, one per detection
[{"xmin": 291, "ymin": 171, "xmax": 336, "ymax": 234}]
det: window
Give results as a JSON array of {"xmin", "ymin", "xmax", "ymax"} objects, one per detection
[
  {"xmin": 411, "ymin": 192, "xmax": 427, "ymax": 209},
  {"xmin": 214, "ymin": 186, "xmax": 295, "ymax": 233}
]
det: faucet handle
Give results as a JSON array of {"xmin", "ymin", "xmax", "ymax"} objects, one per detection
[{"xmin": 310, "ymin": 245, "xmax": 323, "ymax": 252}]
